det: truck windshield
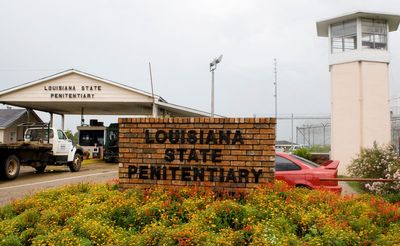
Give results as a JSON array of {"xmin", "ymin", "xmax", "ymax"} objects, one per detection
[{"xmin": 25, "ymin": 129, "xmax": 53, "ymax": 142}]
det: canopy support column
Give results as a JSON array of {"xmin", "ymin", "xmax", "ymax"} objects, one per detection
[
  {"xmin": 61, "ymin": 114, "xmax": 65, "ymax": 130},
  {"xmin": 152, "ymin": 103, "xmax": 158, "ymax": 117},
  {"xmin": 81, "ymin": 107, "xmax": 84, "ymax": 126},
  {"xmin": 50, "ymin": 112, "xmax": 53, "ymax": 127}
]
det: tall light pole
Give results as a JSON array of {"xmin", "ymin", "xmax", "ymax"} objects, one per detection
[
  {"xmin": 209, "ymin": 54, "xmax": 223, "ymax": 117},
  {"xmin": 274, "ymin": 58, "xmax": 278, "ymax": 119}
]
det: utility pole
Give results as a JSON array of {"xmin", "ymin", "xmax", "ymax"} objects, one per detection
[
  {"xmin": 149, "ymin": 62, "xmax": 154, "ymax": 99},
  {"xmin": 149, "ymin": 62, "xmax": 157, "ymax": 117},
  {"xmin": 291, "ymin": 113, "xmax": 294, "ymax": 149},
  {"xmin": 274, "ymin": 58, "xmax": 278, "ymax": 119}
]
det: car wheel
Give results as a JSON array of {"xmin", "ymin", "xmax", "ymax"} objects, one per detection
[
  {"xmin": 2, "ymin": 155, "xmax": 20, "ymax": 180},
  {"xmin": 69, "ymin": 153, "xmax": 82, "ymax": 172}
]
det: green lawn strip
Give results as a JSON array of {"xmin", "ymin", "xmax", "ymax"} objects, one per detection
[{"xmin": 338, "ymin": 175, "xmax": 365, "ymax": 194}]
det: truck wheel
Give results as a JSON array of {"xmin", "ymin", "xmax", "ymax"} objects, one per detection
[
  {"xmin": 3, "ymin": 155, "xmax": 20, "ymax": 180},
  {"xmin": 69, "ymin": 153, "xmax": 82, "ymax": 172},
  {"xmin": 35, "ymin": 165, "xmax": 47, "ymax": 173}
]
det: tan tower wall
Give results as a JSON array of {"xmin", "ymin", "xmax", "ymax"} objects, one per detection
[{"xmin": 330, "ymin": 61, "xmax": 391, "ymax": 175}]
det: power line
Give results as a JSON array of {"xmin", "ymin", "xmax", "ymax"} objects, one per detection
[{"xmin": 0, "ymin": 68, "xmax": 64, "ymax": 72}]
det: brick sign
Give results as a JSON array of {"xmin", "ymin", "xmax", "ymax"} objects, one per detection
[{"xmin": 118, "ymin": 117, "xmax": 276, "ymax": 192}]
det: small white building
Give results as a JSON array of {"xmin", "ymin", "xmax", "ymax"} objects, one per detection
[
  {"xmin": 77, "ymin": 121, "xmax": 107, "ymax": 159},
  {"xmin": 275, "ymin": 140, "xmax": 301, "ymax": 152},
  {"xmin": 0, "ymin": 109, "xmax": 42, "ymax": 143}
]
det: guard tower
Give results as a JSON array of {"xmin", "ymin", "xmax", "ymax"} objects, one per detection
[{"xmin": 317, "ymin": 12, "xmax": 400, "ymax": 174}]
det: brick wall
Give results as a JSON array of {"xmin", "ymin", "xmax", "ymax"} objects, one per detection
[{"xmin": 118, "ymin": 117, "xmax": 276, "ymax": 192}]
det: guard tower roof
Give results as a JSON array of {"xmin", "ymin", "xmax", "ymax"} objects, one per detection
[{"xmin": 316, "ymin": 12, "xmax": 400, "ymax": 37}]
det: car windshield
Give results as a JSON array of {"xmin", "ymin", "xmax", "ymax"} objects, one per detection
[{"xmin": 289, "ymin": 154, "xmax": 320, "ymax": 168}]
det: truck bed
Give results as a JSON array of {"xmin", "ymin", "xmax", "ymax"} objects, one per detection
[{"xmin": 0, "ymin": 142, "xmax": 52, "ymax": 151}]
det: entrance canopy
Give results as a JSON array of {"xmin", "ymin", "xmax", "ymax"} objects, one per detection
[{"xmin": 0, "ymin": 69, "xmax": 211, "ymax": 117}]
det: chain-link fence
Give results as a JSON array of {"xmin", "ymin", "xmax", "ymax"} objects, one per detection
[
  {"xmin": 275, "ymin": 110, "xmax": 400, "ymax": 153},
  {"xmin": 270, "ymin": 114, "xmax": 331, "ymax": 149},
  {"xmin": 295, "ymin": 122, "xmax": 330, "ymax": 147}
]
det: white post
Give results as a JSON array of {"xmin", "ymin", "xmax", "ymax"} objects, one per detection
[
  {"xmin": 274, "ymin": 58, "xmax": 278, "ymax": 119},
  {"xmin": 80, "ymin": 107, "xmax": 84, "ymax": 126},
  {"xmin": 291, "ymin": 113, "xmax": 294, "ymax": 149},
  {"xmin": 61, "ymin": 114, "xmax": 65, "ymax": 130},
  {"xmin": 211, "ymin": 70, "xmax": 215, "ymax": 117},
  {"xmin": 50, "ymin": 113, "xmax": 53, "ymax": 127},
  {"xmin": 152, "ymin": 103, "xmax": 158, "ymax": 117}
]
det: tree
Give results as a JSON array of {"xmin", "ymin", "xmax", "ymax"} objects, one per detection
[{"xmin": 64, "ymin": 129, "xmax": 79, "ymax": 144}]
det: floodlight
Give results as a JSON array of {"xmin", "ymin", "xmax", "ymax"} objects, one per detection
[{"xmin": 216, "ymin": 54, "xmax": 223, "ymax": 63}]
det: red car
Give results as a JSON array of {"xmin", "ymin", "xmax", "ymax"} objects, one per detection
[{"xmin": 275, "ymin": 152, "xmax": 342, "ymax": 193}]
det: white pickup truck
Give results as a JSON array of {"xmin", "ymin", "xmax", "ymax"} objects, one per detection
[{"xmin": 0, "ymin": 124, "xmax": 83, "ymax": 180}]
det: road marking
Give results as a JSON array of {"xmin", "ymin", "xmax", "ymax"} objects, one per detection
[{"xmin": 0, "ymin": 170, "xmax": 118, "ymax": 190}]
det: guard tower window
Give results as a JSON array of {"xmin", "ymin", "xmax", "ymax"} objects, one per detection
[
  {"xmin": 361, "ymin": 18, "xmax": 387, "ymax": 50},
  {"xmin": 331, "ymin": 19, "xmax": 357, "ymax": 53}
]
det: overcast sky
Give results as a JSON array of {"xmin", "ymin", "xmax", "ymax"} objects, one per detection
[{"xmin": 0, "ymin": 0, "xmax": 399, "ymax": 140}]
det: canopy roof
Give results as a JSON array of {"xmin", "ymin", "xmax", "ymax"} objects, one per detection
[{"xmin": 0, "ymin": 69, "xmax": 211, "ymax": 117}]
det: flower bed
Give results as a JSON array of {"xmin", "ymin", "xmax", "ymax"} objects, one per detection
[{"xmin": 0, "ymin": 181, "xmax": 399, "ymax": 245}]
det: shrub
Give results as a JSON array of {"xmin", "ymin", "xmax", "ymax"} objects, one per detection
[
  {"xmin": 308, "ymin": 145, "xmax": 331, "ymax": 153},
  {"xmin": 251, "ymin": 217, "xmax": 300, "ymax": 245},
  {"xmin": 292, "ymin": 147, "xmax": 312, "ymax": 160},
  {"xmin": 32, "ymin": 229, "xmax": 91, "ymax": 246},
  {"xmin": 200, "ymin": 200, "xmax": 249, "ymax": 232},
  {"xmin": 111, "ymin": 206, "xmax": 139, "ymax": 230},
  {"xmin": 0, "ymin": 234, "xmax": 22, "ymax": 246},
  {"xmin": 347, "ymin": 143, "xmax": 400, "ymax": 197},
  {"xmin": 0, "ymin": 204, "xmax": 16, "ymax": 220}
]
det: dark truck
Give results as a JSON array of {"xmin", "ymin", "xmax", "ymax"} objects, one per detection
[
  {"xmin": 0, "ymin": 123, "xmax": 84, "ymax": 180},
  {"xmin": 103, "ymin": 123, "xmax": 119, "ymax": 163}
]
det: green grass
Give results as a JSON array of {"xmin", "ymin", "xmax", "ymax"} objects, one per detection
[
  {"xmin": 337, "ymin": 175, "xmax": 366, "ymax": 194},
  {"xmin": 346, "ymin": 181, "xmax": 365, "ymax": 194},
  {"xmin": 338, "ymin": 175, "xmax": 365, "ymax": 194}
]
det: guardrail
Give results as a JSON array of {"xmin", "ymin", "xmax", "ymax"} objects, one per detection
[{"xmin": 319, "ymin": 178, "xmax": 400, "ymax": 182}]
